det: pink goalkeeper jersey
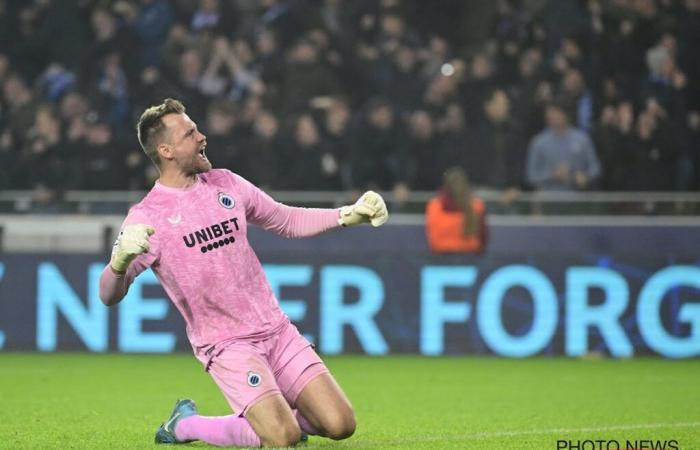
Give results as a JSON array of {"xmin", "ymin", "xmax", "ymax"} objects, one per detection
[{"xmin": 100, "ymin": 169, "xmax": 340, "ymax": 361}]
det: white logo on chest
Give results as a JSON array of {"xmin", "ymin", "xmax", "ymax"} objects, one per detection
[
  {"xmin": 247, "ymin": 371, "xmax": 262, "ymax": 387},
  {"xmin": 218, "ymin": 192, "xmax": 235, "ymax": 209},
  {"xmin": 167, "ymin": 213, "xmax": 182, "ymax": 225}
]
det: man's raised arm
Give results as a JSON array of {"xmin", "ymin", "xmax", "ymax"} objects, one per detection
[{"xmin": 244, "ymin": 174, "xmax": 389, "ymax": 238}]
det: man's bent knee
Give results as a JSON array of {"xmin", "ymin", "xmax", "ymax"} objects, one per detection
[
  {"xmin": 324, "ymin": 409, "xmax": 356, "ymax": 440},
  {"xmin": 260, "ymin": 422, "xmax": 301, "ymax": 448},
  {"xmin": 247, "ymin": 394, "xmax": 301, "ymax": 447}
]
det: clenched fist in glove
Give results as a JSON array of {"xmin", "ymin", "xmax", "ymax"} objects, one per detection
[
  {"xmin": 110, "ymin": 224, "xmax": 155, "ymax": 273},
  {"xmin": 338, "ymin": 191, "xmax": 389, "ymax": 227}
]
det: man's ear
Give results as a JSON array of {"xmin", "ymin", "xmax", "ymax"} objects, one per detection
[{"xmin": 157, "ymin": 143, "xmax": 173, "ymax": 161}]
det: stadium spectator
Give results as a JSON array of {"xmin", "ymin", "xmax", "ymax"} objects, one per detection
[
  {"xmin": 77, "ymin": 112, "xmax": 127, "ymax": 190},
  {"xmin": 460, "ymin": 52, "xmax": 497, "ymax": 122},
  {"xmin": 317, "ymin": 97, "xmax": 354, "ymax": 189},
  {"xmin": 526, "ymin": 101, "xmax": 600, "ymax": 191},
  {"xmin": 348, "ymin": 97, "xmax": 400, "ymax": 191},
  {"xmin": 420, "ymin": 36, "xmax": 452, "ymax": 80},
  {"xmin": 385, "ymin": 45, "xmax": 424, "ymax": 113},
  {"xmin": 641, "ymin": 42, "xmax": 687, "ymax": 122},
  {"xmin": 401, "ymin": 110, "xmax": 439, "ymax": 190},
  {"xmin": 626, "ymin": 104, "xmax": 683, "ymax": 191},
  {"xmin": 86, "ymin": 7, "xmax": 140, "ymax": 83},
  {"xmin": 281, "ymin": 113, "xmax": 341, "ymax": 190},
  {"xmin": 172, "ymin": 48, "xmax": 209, "ymax": 118},
  {"xmin": 204, "ymin": 99, "xmax": 244, "ymax": 174},
  {"xmin": 190, "ymin": 0, "xmax": 225, "ymax": 34},
  {"xmin": 425, "ymin": 167, "xmax": 487, "ymax": 254},
  {"xmin": 436, "ymin": 102, "xmax": 469, "ymax": 174},
  {"xmin": 423, "ymin": 69, "xmax": 461, "ymax": 117},
  {"xmin": 2, "ymin": 74, "xmax": 36, "ymax": 141},
  {"xmin": 133, "ymin": 66, "xmax": 181, "ymax": 116},
  {"xmin": 511, "ymin": 47, "xmax": 547, "ymax": 139},
  {"xmin": 593, "ymin": 100, "xmax": 636, "ymax": 190},
  {"xmin": 281, "ymin": 39, "xmax": 342, "ymax": 113},
  {"xmin": 92, "ymin": 53, "xmax": 130, "ymax": 127},
  {"xmin": 253, "ymin": 29, "xmax": 285, "ymax": 87},
  {"xmin": 465, "ymin": 88, "xmax": 526, "ymax": 190},
  {"xmin": 243, "ymin": 110, "xmax": 282, "ymax": 191},
  {"xmin": 18, "ymin": 104, "xmax": 67, "ymax": 192},
  {"xmin": 117, "ymin": 0, "xmax": 174, "ymax": 67},
  {"xmin": 559, "ymin": 68, "xmax": 593, "ymax": 132}
]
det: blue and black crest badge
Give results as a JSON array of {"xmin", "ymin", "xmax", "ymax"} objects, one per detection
[
  {"xmin": 218, "ymin": 192, "xmax": 235, "ymax": 209},
  {"xmin": 247, "ymin": 371, "xmax": 261, "ymax": 387}
]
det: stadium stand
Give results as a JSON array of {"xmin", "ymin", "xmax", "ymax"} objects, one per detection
[{"xmin": 0, "ymin": 0, "xmax": 699, "ymax": 207}]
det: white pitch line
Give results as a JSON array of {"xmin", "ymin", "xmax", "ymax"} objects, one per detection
[{"xmin": 342, "ymin": 422, "xmax": 700, "ymax": 447}]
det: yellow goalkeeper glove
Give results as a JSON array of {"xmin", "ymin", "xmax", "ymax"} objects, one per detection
[
  {"xmin": 110, "ymin": 224, "xmax": 155, "ymax": 273},
  {"xmin": 339, "ymin": 191, "xmax": 389, "ymax": 227}
]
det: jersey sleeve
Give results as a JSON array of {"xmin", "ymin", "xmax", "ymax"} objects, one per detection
[{"xmin": 233, "ymin": 172, "xmax": 340, "ymax": 238}]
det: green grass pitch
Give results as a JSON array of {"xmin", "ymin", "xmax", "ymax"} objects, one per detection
[{"xmin": 0, "ymin": 354, "xmax": 698, "ymax": 449}]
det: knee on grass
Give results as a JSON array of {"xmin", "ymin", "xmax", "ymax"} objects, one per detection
[{"xmin": 321, "ymin": 410, "xmax": 356, "ymax": 440}]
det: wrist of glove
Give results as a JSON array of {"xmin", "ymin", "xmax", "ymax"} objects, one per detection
[
  {"xmin": 110, "ymin": 224, "xmax": 155, "ymax": 273},
  {"xmin": 338, "ymin": 191, "xmax": 389, "ymax": 227}
]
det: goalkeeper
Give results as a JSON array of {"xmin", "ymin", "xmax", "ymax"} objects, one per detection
[{"xmin": 99, "ymin": 98, "xmax": 388, "ymax": 448}]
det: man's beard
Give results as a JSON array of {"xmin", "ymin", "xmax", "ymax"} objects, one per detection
[{"xmin": 183, "ymin": 155, "xmax": 212, "ymax": 175}]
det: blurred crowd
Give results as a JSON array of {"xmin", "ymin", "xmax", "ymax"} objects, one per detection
[{"xmin": 1, "ymin": 0, "xmax": 699, "ymax": 204}]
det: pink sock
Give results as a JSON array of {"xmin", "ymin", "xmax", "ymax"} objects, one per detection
[
  {"xmin": 294, "ymin": 409, "xmax": 321, "ymax": 436},
  {"xmin": 175, "ymin": 415, "xmax": 261, "ymax": 447}
]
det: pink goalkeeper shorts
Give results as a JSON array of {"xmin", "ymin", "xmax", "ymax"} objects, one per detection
[{"xmin": 206, "ymin": 321, "xmax": 329, "ymax": 416}]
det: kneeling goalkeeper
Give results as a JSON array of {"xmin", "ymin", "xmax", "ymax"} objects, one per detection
[{"xmin": 99, "ymin": 98, "xmax": 388, "ymax": 447}]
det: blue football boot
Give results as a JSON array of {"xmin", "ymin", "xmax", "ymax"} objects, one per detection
[{"xmin": 155, "ymin": 399, "xmax": 198, "ymax": 444}]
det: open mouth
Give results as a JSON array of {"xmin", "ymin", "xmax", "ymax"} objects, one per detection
[{"xmin": 198, "ymin": 144, "xmax": 208, "ymax": 160}]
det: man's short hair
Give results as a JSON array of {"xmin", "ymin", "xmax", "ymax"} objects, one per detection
[{"xmin": 136, "ymin": 98, "xmax": 186, "ymax": 165}]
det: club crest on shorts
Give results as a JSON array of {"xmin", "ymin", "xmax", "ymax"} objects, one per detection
[
  {"xmin": 218, "ymin": 192, "xmax": 235, "ymax": 209},
  {"xmin": 247, "ymin": 371, "xmax": 261, "ymax": 387}
]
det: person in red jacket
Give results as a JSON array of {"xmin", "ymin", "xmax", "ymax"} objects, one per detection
[{"xmin": 425, "ymin": 167, "xmax": 488, "ymax": 254}]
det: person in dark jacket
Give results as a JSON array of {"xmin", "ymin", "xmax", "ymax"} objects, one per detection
[
  {"xmin": 347, "ymin": 97, "xmax": 401, "ymax": 190},
  {"xmin": 626, "ymin": 109, "xmax": 681, "ymax": 191},
  {"xmin": 281, "ymin": 113, "xmax": 341, "ymax": 190},
  {"xmin": 465, "ymin": 88, "xmax": 526, "ymax": 189}
]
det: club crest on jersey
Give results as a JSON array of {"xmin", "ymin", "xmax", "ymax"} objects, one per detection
[
  {"xmin": 247, "ymin": 371, "xmax": 261, "ymax": 387},
  {"xmin": 218, "ymin": 192, "xmax": 235, "ymax": 209}
]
